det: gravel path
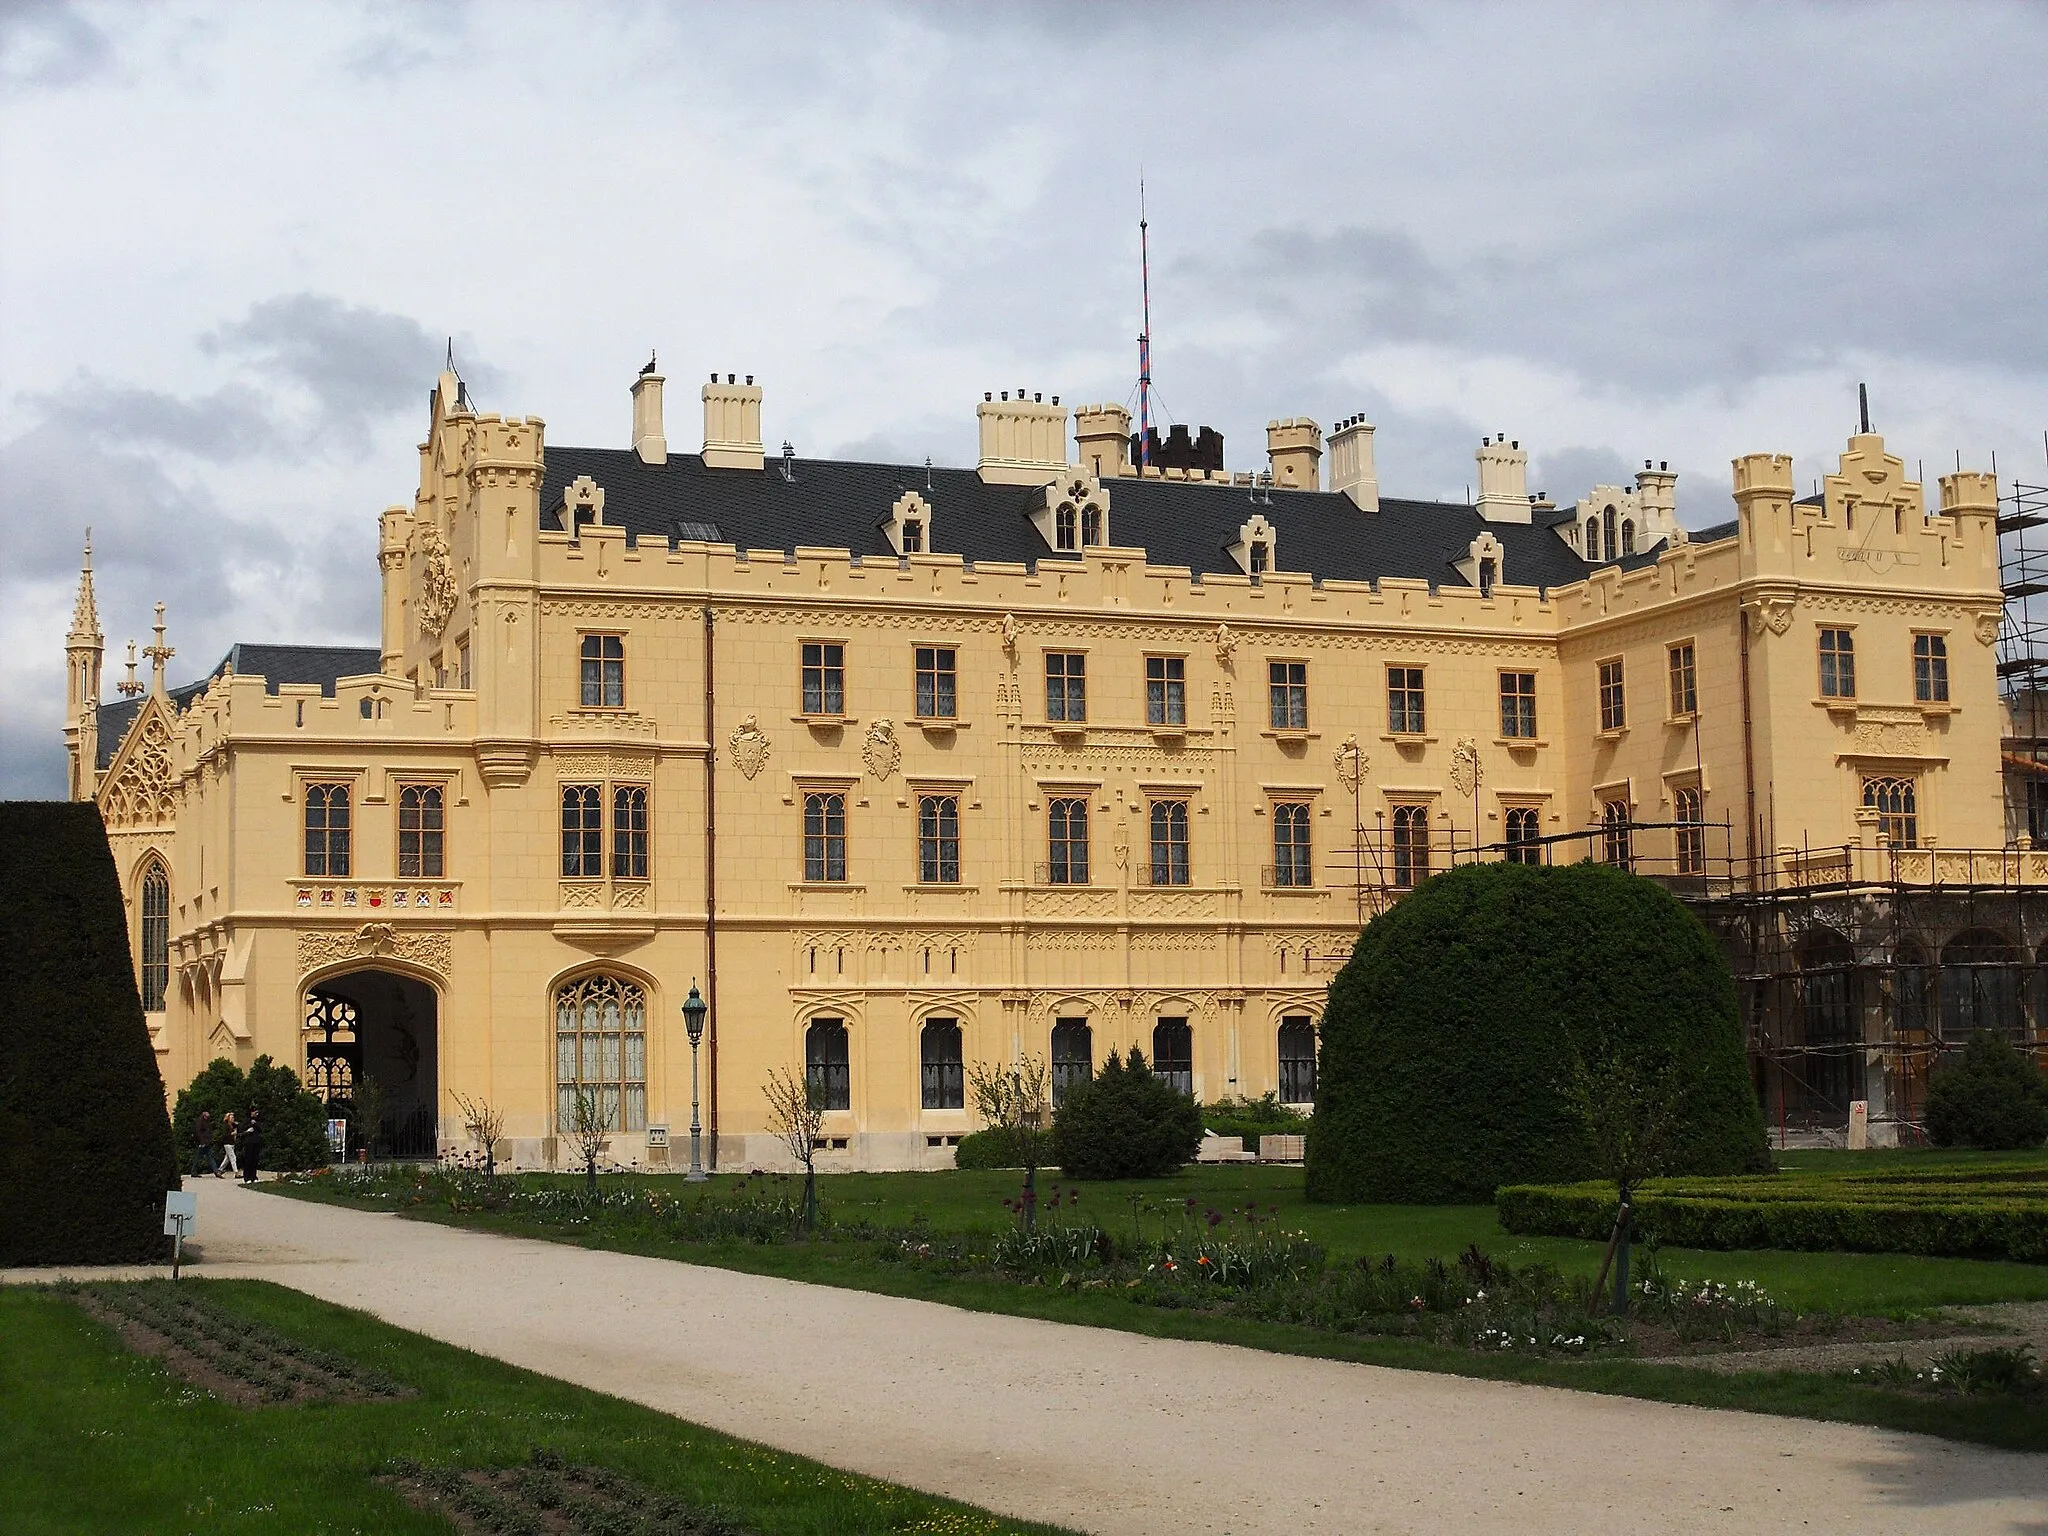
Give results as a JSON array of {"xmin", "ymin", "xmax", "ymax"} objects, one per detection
[{"xmin": 7, "ymin": 1178, "xmax": 2046, "ymax": 1535}]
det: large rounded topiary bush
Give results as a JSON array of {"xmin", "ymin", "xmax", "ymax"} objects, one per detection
[
  {"xmin": 1925, "ymin": 1032, "xmax": 2048, "ymax": 1150},
  {"xmin": 1307, "ymin": 861, "xmax": 1768, "ymax": 1204}
]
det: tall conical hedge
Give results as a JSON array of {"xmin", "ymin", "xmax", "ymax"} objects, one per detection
[
  {"xmin": 1307, "ymin": 861, "xmax": 1769, "ymax": 1204},
  {"xmin": 0, "ymin": 802, "xmax": 180, "ymax": 1262}
]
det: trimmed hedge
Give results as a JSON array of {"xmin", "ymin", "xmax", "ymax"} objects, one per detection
[
  {"xmin": 952, "ymin": 1125, "xmax": 1047, "ymax": 1172},
  {"xmin": 172, "ymin": 1054, "xmax": 333, "ymax": 1174},
  {"xmin": 1308, "ymin": 861, "xmax": 1769, "ymax": 1204},
  {"xmin": 1053, "ymin": 1047, "xmax": 1204, "ymax": 1180},
  {"xmin": 1498, "ymin": 1168, "xmax": 2048, "ymax": 1263},
  {"xmin": 1927, "ymin": 1032, "xmax": 2048, "ymax": 1150},
  {"xmin": 0, "ymin": 802, "xmax": 180, "ymax": 1264}
]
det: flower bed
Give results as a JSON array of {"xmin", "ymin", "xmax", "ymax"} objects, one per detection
[{"xmin": 1497, "ymin": 1163, "xmax": 2048, "ymax": 1263}]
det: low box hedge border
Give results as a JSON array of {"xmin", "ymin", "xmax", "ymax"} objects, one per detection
[{"xmin": 1498, "ymin": 1181, "xmax": 2048, "ymax": 1264}]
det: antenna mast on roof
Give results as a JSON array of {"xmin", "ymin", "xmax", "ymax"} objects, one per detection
[{"xmin": 1136, "ymin": 178, "xmax": 1155, "ymax": 478}]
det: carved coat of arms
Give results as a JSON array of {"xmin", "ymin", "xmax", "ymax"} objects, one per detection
[
  {"xmin": 729, "ymin": 715, "xmax": 771, "ymax": 780},
  {"xmin": 863, "ymin": 718, "xmax": 901, "ymax": 780}
]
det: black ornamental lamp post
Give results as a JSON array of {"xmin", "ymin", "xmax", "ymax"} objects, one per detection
[{"xmin": 682, "ymin": 982, "xmax": 708, "ymax": 1183}]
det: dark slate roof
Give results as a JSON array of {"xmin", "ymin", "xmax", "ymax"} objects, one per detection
[
  {"xmin": 539, "ymin": 446, "xmax": 1658, "ymax": 597},
  {"xmin": 1691, "ymin": 518, "xmax": 1740, "ymax": 545},
  {"xmin": 94, "ymin": 643, "xmax": 380, "ymax": 769}
]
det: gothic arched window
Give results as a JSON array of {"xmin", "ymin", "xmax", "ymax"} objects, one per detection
[
  {"xmin": 554, "ymin": 974, "xmax": 647, "ymax": 1131},
  {"xmin": 1584, "ymin": 518, "xmax": 1600, "ymax": 560},
  {"xmin": 139, "ymin": 860, "xmax": 169, "ymax": 1012}
]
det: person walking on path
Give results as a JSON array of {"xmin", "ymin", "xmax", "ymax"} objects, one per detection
[
  {"xmin": 190, "ymin": 1109, "xmax": 214, "ymax": 1179},
  {"xmin": 239, "ymin": 1109, "xmax": 262, "ymax": 1184},
  {"xmin": 216, "ymin": 1111, "xmax": 240, "ymax": 1178}
]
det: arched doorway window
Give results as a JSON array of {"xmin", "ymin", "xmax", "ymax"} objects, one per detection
[
  {"xmin": 1277, "ymin": 1017, "xmax": 1317, "ymax": 1104},
  {"xmin": 1940, "ymin": 930, "xmax": 2022, "ymax": 1043},
  {"xmin": 554, "ymin": 974, "xmax": 647, "ymax": 1131},
  {"xmin": 1789, "ymin": 928, "xmax": 1863, "ymax": 1120},
  {"xmin": 138, "ymin": 859, "xmax": 169, "ymax": 1012},
  {"xmin": 920, "ymin": 1017, "xmax": 963, "ymax": 1110},
  {"xmin": 1152, "ymin": 1017, "xmax": 1193, "ymax": 1097},
  {"xmin": 1051, "ymin": 1017, "xmax": 1093, "ymax": 1107},
  {"xmin": 304, "ymin": 972, "xmax": 441, "ymax": 1158},
  {"xmin": 806, "ymin": 1017, "xmax": 851, "ymax": 1111}
]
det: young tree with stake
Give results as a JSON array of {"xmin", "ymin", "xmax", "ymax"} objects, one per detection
[
  {"xmin": 967, "ymin": 1054, "xmax": 1050, "ymax": 1231},
  {"xmin": 763, "ymin": 1066, "xmax": 827, "ymax": 1235}
]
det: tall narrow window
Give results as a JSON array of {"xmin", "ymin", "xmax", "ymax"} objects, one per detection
[
  {"xmin": 139, "ymin": 861, "xmax": 169, "ymax": 1012},
  {"xmin": 1602, "ymin": 798, "xmax": 1633, "ymax": 868},
  {"xmin": 1913, "ymin": 633, "xmax": 1949, "ymax": 703},
  {"xmin": 457, "ymin": 641, "xmax": 471, "ymax": 690},
  {"xmin": 1387, "ymin": 666, "xmax": 1426, "ymax": 734},
  {"xmin": 1081, "ymin": 503, "xmax": 1103, "ymax": 546},
  {"xmin": 1051, "ymin": 1018, "xmax": 1093, "ymax": 1108},
  {"xmin": 1272, "ymin": 802, "xmax": 1312, "ymax": 887},
  {"xmin": 554, "ymin": 973, "xmax": 647, "ymax": 1133},
  {"xmin": 920, "ymin": 1018, "xmax": 964, "ymax": 1111},
  {"xmin": 1598, "ymin": 658, "xmax": 1626, "ymax": 731},
  {"xmin": 1602, "ymin": 505, "xmax": 1617, "ymax": 561},
  {"xmin": 397, "ymin": 784, "xmax": 445, "ymax": 878},
  {"xmin": 1584, "ymin": 517, "xmax": 1600, "ymax": 561},
  {"xmin": 1152, "ymin": 1018, "xmax": 1194, "ymax": 1097},
  {"xmin": 806, "ymin": 1017, "xmax": 851, "ymax": 1112},
  {"xmin": 1146, "ymin": 655, "xmax": 1186, "ymax": 726},
  {"xmin": 901, "ymin": 518, "xmax": 923, "ymax": 553},
  {"xmin": 1620, "ymin": 519, "xmax": 1635, "ymax": 555},
  {"xmin": 579, "ymin": 634, "xmax": 624, "ymax": 708},
  {"xmin": 1674, "ymin": 785, "xmax": 1704, "ymax": 875},
  {"xmin": 1249, "ymin": 540, "xmax": 1270, "ymax": 575},
  {"xmin": 914, "ymin": 646, "xmax": 957, "ymax": 719},
  {"xmin": 803, "ymin": 791, "xmax": 847, "ymax": 882},
  {"xmin": 2030, "ymin": 779, "xmax": 2048, "ymax": 846},
  {"xmin": 1047, "ymin": 797, "xmax": 1089, "ymax": 884},
  {"xmin": 1668, "ymin": 642, "xmax": 1698, "ymax": 717},
  {"xmin": 1477, "ymin": 556, "xmax": 1495, "ymax": 597},
  {"xmin": 612, "ymin": 785, "xmax": 649, "ymax": 880},
  {"xmin": 1819, "ymin": 628, "xmax": 1856, "ymax": 699},
  {"xmin": 560, "ymin": 785, "xmax": 603, "ymax": 877},
  {"xmin": 1391, "ymin": 804, "xmax": 1430, "ymax": 888},
  {"xmin": 1864, "ymin": 776, "xmax": 1917, "ymax": 847},
  {"xmin": 1149, "ymin": 799, "xmax": 1191, "ymax": 886},
  {"xmin": 1269, "ymin": 661, "xmax": 1308, "ymax": 729},
  {"xmin": 1055, "ymin": 503, "xmax": 1078, "ymax": 550},
  {"xmin": 304, "ymin": 783, "xmax": 352, "ymax": 877},
  {"xmin": 1277, "ymin": 1017, "xmax": 1316, "ymax": 1104},
  {"xmin": 1045, "ymin": 652, "xmax": 1086, "ymax": 722},
  {"xmin": 801, "ymin": 642, "xmax": 845, "ymax": 716},
  {"xmin": 1499, "ymin": 672, "xmax": 1537, "ymax": 738},
  {"xmin": 918, "ymin": 794, "xmax": 960, "ymax": 883},
  {"xmin": 1504, "ymin": 807, "xmax": 1541, "ymax": 864}
]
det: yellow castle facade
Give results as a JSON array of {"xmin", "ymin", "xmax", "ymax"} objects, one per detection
[{"xmin": 64, "ymin": 362, "xmax": 2025, "ymax": 1164}]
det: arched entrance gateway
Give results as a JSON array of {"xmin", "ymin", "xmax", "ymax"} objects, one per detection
[{"xmin": 304, "ymin": 970, "xmax": 440, "ymax": 1158}]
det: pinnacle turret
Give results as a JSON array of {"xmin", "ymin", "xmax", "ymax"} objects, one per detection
[{"xmin": 67, "ymin": 529, "xmax": 101, "ymax": 645}]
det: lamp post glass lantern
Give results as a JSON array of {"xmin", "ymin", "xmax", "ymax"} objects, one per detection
[{"xmin": 682, "ymin": 982, "xmax": 708, "ymax": 1181}]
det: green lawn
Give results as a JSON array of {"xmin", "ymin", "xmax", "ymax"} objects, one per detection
[{"xmin": 0, "ymin": 1280, "xmax": 1072, "ymax": 1536}]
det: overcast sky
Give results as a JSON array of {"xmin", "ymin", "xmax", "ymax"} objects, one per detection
[{"xmin": 3, "ymin": 0, "xmax": 2044, "ymax": 798}]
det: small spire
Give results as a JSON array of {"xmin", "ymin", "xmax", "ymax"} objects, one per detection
[
  {"xmin": 144, "ymin": 601, "xmax": 175, "ymax": 695},
  {"xmin": 67, "ymin": 528, "xmax": 101, "ymax": 643},
  {"xmin": 119, "ymin": 641, "xmax": 143, "ymax": 698}
]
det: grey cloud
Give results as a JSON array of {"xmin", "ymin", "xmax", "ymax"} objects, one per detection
[
  {"xmin": 340, "ymin": 0, "xmax": 472, "ymax": 79},
  {"xmin": 29, "ymin": 375, "xmax": 279, "ymax": 462},
  {"xmin": 1528, "ymin": 447, "xmax": 1639, "ymax": 514},
  {"xmin": 0, "ymin": 0, "xmax": 110, "ymax": 87}
]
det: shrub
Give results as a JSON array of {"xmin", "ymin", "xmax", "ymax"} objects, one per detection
[
  {"xmin": 1052, "ymin": 1047, "xmax": 1203, "ymax": 1180},
  {"xmin": 172, "ymin": 1055, "xmax": 332, "ymax": 1173},
  {"xmin": 0, "ymin": 802, "xmax": 180, "ymax": 1263},
  {"xmin": 954, "ymin": 1125, "xmax": 1046, "ymax": 1170},
  {"xmin": 1308, "ymin": 861, "xmax": 1769, "ymax": 1204},
  {"xmin": 1201, "ymin": 1093, "xmax": 1310, "ymax": 1152},
  {"xmin": 1925, "ymin": 1032, "xmax": 2048, "ymax": 1151}
]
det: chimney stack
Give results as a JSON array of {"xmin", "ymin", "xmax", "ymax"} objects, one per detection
[
  {"xmin": 1329, "ymin": 414, "xmax": 1379, "ymax": 512},
  {"xmin": 1266, "ymin": 418, "xmax": 1323, "ymax": 491},
  {"xmin": 1474, "ymin": 435, "xmax": 1532, "ymax": 524},
  {"xmin": 976, "ymin": 391, "xmax": 1068, "ymax": 485},
  {"xmin": 631, "ymin": 357, "xmax": 666, "ymax": 465},
  {"xmin": 702, "ymin": 373, "xmax": 764, "ymax": 471}
]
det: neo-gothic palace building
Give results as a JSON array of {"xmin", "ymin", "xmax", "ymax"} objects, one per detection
[{"xmin": 64, "ymin": 360, "xmax": 2033, "ymax": 1164}]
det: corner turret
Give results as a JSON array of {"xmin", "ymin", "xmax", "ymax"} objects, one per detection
[{"xmin": 63, "ymin": 530, "xmax": 103, "ymax": 800}]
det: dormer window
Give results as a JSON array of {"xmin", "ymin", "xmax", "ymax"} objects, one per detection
[
  {"xmin": 902, "ymin": 519, "xmax": 923, "ymax": 553},
  {"xmin": 1249, "ymin": 541, "xmax": 1270, "ymax": 575},
  {"xmin": 885, "ymin": 490, "xmax": 934, "ymax": 558},
  {"xmin": 563, "ymin": 474, "xmax": 606, "ymax": 540},
  {"xmin": 1082, "ymin": 504, "xmax": 1103, "ymax": 546},
  {"xmin": 1228, "ymin": 512, "xmax": 1278, "ymax": 578},
  {"xmin": 1035, "ymin": 476, "xmax": 1110, "ymax": 555},
  {"xmin": 1478, "ymin": 557, "xmax": 1496, "ymax": 597}
]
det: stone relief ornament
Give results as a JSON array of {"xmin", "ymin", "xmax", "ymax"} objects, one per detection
[
  {"xmin": 1333, "ymin": 735, "xmax": 1368, "ymax": 793},
  {"xmin": 1214, "ymin": 622, "xmax": 1237, "ymax": 669},
  {"xmin": 1001, "ymin": 612, "xmax": 1020, "ymax": 662},
  {"xmin": 729, "ymin": 714, "xmax": 772, "ymax": 780},
  {"xmin": 1977, "ymin": 612, "xmax": 2003, "ymax": 646},
  {"xmin": 297, "ymin": 922, "xmax": 451, "ymax": 979},
  {"xmin": 1448, "ymin": 737, "xmax": 1484, "ymax": 798},
  {"xmin": 862, "ymin": 718, "xmax": 902, "ymax": 780},
  {"xmin": 1748, "ymin": 596, "xmax": 1795, "ymax": 637},
  {"xmin": 416, "ymin": 520, "xmax": 458, "ymax": 637}
]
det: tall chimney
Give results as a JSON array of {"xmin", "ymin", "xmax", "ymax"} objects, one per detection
[
  {"xmin": 631, "ymin": 358, "xmax": 666, "ymax": 465},
  {"xmin": 702, "ymin": 373, "xmax": 764, "ymax": 471},
  {"xmin": 1073, "ymin": 403, "xmax": 1133, "ymax": 478},
  {"xmin": 1266, "ymin": 418, "xmax": 1323, "ymax": 491},
  {"xmin": 976, "ymin": 392, "xmax": 1068, "ymax": 485},
  {"xmin": 1329, "ymin": 415, "xmax": 1379, "ymax": 512},
  {"xmin": 1474, "ymin": 435, "xmax": 1532, "ymax": 524}
]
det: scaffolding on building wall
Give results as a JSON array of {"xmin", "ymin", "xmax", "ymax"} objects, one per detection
[{"xmin": 1998, "ymin": 457, "xmax": 2048, "ymax": 840}]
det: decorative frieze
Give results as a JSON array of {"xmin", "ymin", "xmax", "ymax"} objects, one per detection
[{"xmin": 297, "ymin": 923, "xmax": 451, "ymax": 979}]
